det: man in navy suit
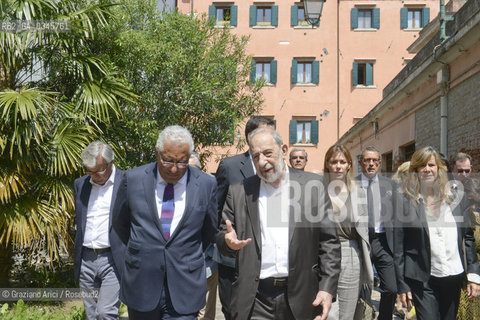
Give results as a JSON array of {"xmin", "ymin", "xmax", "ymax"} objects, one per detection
[
  {"xmin": 215, "ymin": 116, "xmax": 275, "ymax": 319},
  {"xmin": 74, "ymin": 141, "xmax": 126, "ymax": 320},
  {"xmin": 113, "ymin": 125, "xmax": 217, "ymax": 319}
]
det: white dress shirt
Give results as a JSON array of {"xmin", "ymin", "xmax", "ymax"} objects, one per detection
[
  {"xmin": 258, "ymin": 167, "xmax": 290, "ymax": 279},
  {"xmin": 83, "ymin": 166, "xmax": 116, "ymax": 249},
  {"xmin": 155, "ymin": 169, "xmax": 187, "ymax": 236},
  {"xmin": 425, "ymin": 199, "xmax": 480, "ymax": 283},
  {"xmin": 248, "ymin": 150, "xmax": 257, "ymax": 175},
  {"xmin": 361, "ymin": 174, "xmax": 385, "ymax": 233}
]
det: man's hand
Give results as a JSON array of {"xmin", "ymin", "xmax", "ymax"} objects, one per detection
[
  {"xmin": 225, "ymin": 220, "xmax": 251, "ymax": 250},
  {"xmin": 399, "ymin": 292, "xmax": 413, "ymax": 309},
  {"xmin": 467, "ymin": 281, "xmax": 480, "ymax": 299},
  {"xmin": 312, "ymin": 291, "xmax": 332, "ymax": 320}
]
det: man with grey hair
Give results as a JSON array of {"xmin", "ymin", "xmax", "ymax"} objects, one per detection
[
  {"xmin": 113, "ymin": 125, "xmax": 217, "ymax": 319},
  {"xmin": 289, "ymin": 147, "xmax": 308, "ymax": 171},
  {"xmin": 216, "ymin": 127, "xmax": 340, "ymax": 320},
  {"xmin": 452, "ymin": 152, "xmax": 473, "ymax": 183},
  {"xmin": 74, "ymin": 141, "xmax": 126, "ymax": 320}
]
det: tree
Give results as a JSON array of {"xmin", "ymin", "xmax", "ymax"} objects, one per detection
[
  {"xmin": 0, "ymin": 0, "xmax": 135, "ymax": 285},
  {"xmin": 100, "ymin": 0, "xmax": 264, "ymax": 167}
]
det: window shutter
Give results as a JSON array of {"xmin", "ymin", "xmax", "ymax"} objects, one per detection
[
  {"xmin": 271, "ymin": 6, "xmax": 279, "ymax": 27},
  {"xmin": 249, "ymin": 5, "xmax": 257, "ymax": 26},
  {"xmin": 312, "ymin": 61, "xmax": 320, "ymax": 84},
  {"xmin": 352, "ymin": 62, "xmax": 358, "ymax": 86},
  {"xmin": 208, "ymin": 5, "xmax": 216, "ymax": 21},
  {"xmin": 291, "ymin": 60, "xmax": 298, "ymax": 84},
  {"xmin": 366, "ymin": 62, "xmax": 373, "ymax": 86},
  {"xmin": 289, "ymin": 120, "xmax": 297, "ymax": 144},
  {"xmin": 311, "ymin": 120, "xmax": 319, "ymax": 144},
  {"xmin": 273, "ymin": 120, "xmax": 277, "ymax": 129},
  {"xmin": 251, "ymin": 60, "xmax": 256, "ymax": 83},
  {"xmin": 270, "ymin": 60, "xmax": 277, "ymax": 84},
  {"xmin": 230, "ymin": 6, "xmax": 238, "ymax": 26},
  {"xmin": 373, "ymin": 8, "xmax": 380, "ymax": 29},
  {"xmin": 400, "ymin": 8, "xmax": 408, "ymax": 29},
  {"xmin": 351, "ymin": 8, "xmax": 358, "ymax": 29},
  {"xmin": 291, "ymin": 5, "xmax": 299, "ymax": 26},
  {"xmin": 422, "ymin": 7, "xmax": 430, "ymax": 27}
]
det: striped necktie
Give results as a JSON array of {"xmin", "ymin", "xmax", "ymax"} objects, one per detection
[{"xmin": 160, "ymin": 183, "xmax": 175, "ymax": 240}]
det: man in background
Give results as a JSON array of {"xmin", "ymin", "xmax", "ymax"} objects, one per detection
[
  {"xmin": 289, "ymin": 147, "xmax": 308, "ymax": 171},
  {"xmin": 74, "ymin": 141, "xmax": 126, "ymax": 320}
]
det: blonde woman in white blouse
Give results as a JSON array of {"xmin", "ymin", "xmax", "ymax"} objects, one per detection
[{"xmin": 394, "ymin": 146, "xmax": 480, "ymax": 320}]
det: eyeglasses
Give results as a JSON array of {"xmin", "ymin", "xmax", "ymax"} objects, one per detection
[
  {"xmin": 362, "ymin": 158, "xmax": 380, "ymax": 164},
  {"xmin": 456, "ymin": 169, "xmax": 471, "ymax": 174},
  {"xmin": 160, "ymin": 158, "xmax": 188, "ymax": 169}
]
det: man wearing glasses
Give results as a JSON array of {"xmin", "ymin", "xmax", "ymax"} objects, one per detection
[
  {"xmin": 74, "ymin": 141, "xmax": 126, "ymax": 320},
  {"xmin": 452, "ymin": 152, "xmax": 473, "ymax": 183},
  {"xmin": 113, "ymin": 125, "xmax": 217, "ymax": 320},
  {"xmin": 357, "ymin": 146, "xmax": 398, "ymax": 320}
]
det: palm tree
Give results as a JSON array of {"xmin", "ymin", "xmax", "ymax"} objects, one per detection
[{"xmin": 0, "ymin": 0, "xmax": 135, "ymax": 286}]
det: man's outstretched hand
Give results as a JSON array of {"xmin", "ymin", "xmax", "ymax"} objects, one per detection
[{"xmin": 225, "ymin": 219, "xmax": 251, "ymax": 250}]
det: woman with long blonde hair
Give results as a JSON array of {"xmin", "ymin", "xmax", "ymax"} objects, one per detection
[
  {"xmin": 323, "ymin": 144, "xmax": 373, "ymax": 320},
  {"xmin": 394, "ymin": 146, "xmax": 480, "ymax": 320}
]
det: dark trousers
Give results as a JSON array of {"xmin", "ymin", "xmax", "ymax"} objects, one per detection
[
  {"xmin": 407, "ymin": 274, "xmax": 463, "ymax": 320},
  {"xmin": 248, "ymin": 278, "xmax": 295, "ymax": 320},
  {"xmin": 128, "ymin": 280, "xmax": 197, "ymax": 320},
  {"xmin": 370, "ymin": 233, "xmax": 397, "ymax": 320},
  {"xmin": 218, "ymin": 264, "xmax": 236, "ymax": 320}
]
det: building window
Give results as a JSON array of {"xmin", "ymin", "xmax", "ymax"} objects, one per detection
[
  {"xmin": 289, "ymin": 119, "xmax": 319, "ymax": 144},
  {"xmin": 257, "ymin": 7, "xmax": 272, "ymax": 25},
  {"xmin": 291, "ymin": 5, "xmax": 314, "ymax": 27},
  {"xmin": 209, "ymin": 5, "xmax": 238, "ymax": 26},
  {"xmin": 383, "ymin": 152, "xmax": 393, "ymax": 175},
  {"xmin": 250, "ymin": 5, "xmax": 278, "ymax": 27},
  {"xmin": 351, "ymin": 7, "xmax": 379, "ymax": 29},
  {"xmin": 352, "ymin": 61, "xmax": 374, "ymax": 86},
  {"xmin": 401, "ymin": 7, "xmax": 429, "ymax": 29},
  {"xmin": 402, "ymin": 142, "xmax": 416, "ymax": 161},
  {"xmin": 291, "ymin": 60, "xmax": 319, "ymax": 84},
  {"xmin": 251, "ymin": 60, "xmax": 277, "ymax": 84}
]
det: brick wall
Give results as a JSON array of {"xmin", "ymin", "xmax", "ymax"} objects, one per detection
[{"xmin": 414, "ymin": 72, "xmax": 480, "ymax": 171}]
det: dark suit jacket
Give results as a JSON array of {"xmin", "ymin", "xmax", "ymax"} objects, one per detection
[
  {"xmin": 216, "ymin": 170, "xmax": 341, "ymax": 320},
  {"xmin": 112, "ymin": 163, "xmax": 218, "ymax": 314},
  {"xmin": 215, "ymin": 151, "xmax": 255, "ymax": 267},
  {"xmin": 356, "ymin": 174, "xmax": 398, "ymax": 252},
  {"xmin": 394, "ymin": 190, "xmax": 480, "ymax": 293},
  {"xmin": 73, "ymin": 168, "xmax": 126, "ymax": 283},
  {"xmin": 216, "ymin": 151, "xmax": 254, "ymax": 222}
]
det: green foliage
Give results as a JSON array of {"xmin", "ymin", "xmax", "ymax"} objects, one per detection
[
  {"xmin": 100, "ymin": 0, "xmax": 264, "ymax": 167},
  {"xmin": 0, "ymin": 0, "xmax": 135, "ymax": 270},
  {"xmin": 0, "ymin": 300, "xmax": 86, "ymax": 320}
]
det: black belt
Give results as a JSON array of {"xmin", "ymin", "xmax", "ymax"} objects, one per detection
[
  {"xmin": 259, "ymin": 277, "xmax": 288, "ymax": 289},
  {"xmin": 83, "ymin": 246, "xmax": 111, "ymax": 254}
]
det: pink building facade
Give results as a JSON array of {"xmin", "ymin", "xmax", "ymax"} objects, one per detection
[{"xmin": 177, "ymin": 0, "xmax": 439, "ymax": 173}]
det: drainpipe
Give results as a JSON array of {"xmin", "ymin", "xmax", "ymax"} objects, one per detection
[
  {"xmin": 336, "ymin": 0, "xmax": 340, "ymax": 140},
  {"xmin": 438, "ymin": 66, "xmax": 449, "ymax": 156}
]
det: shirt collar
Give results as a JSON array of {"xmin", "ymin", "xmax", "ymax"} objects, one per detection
[
  {"xmin": 89, "ymin": 165, "xmax": 116, "ymax": 187},
  {"xmin": 361, "ymin": 173, "xmax": 378, "ymax": 187}
]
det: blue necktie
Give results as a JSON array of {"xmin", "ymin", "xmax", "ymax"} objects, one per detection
[{"xmin": 160, "ymin": 184, "xmax": 174, "ymax": 240}]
